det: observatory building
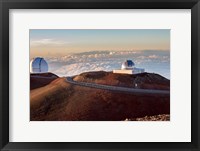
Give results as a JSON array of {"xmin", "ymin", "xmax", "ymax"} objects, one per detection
[
  {"xmin": 113, "ymin": 60, "xmax": 144, "ymax": 75},
  {"xmin": 30, "ymin": 57, "xmax": 48, "ymax": 73}
]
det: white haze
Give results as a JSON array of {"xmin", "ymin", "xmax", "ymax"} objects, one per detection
[{"xmin": 46, "ymin": 50, "xmax": 170, "ymax": 79}]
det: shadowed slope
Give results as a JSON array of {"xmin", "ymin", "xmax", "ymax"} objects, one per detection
[{"xmin": 30, "ymin": 72, "xmax": 59, "ymax": 90}]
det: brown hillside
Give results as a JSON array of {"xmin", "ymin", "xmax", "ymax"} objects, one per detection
[
  {"xmin": 30, "ymin": 71, "xmax": 170, "ymax": 121},
  {"xmin": 73, "ymin": 71, "xmax": 169, "ymax": 90}
]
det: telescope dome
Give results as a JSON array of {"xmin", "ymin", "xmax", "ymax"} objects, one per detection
[
  {"xmin": 30, "ymin": 57, "xmax": 48, "ymax": 73},
  {"xmin": 121, "ymin": 60, "xmax": 135, "ymax": 70}
]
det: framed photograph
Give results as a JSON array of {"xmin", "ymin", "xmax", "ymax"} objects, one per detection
[{"xmin": 0, "ymin": 0, "xmax": 200, "ymax": 150}]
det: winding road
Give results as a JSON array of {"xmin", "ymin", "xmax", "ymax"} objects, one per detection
[{"xmin": 66, "ymin": 77, "xmax": 170, "ymax": 96}]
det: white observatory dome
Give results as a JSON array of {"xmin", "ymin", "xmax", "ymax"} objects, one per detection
[
  {"xmin": 30, "ymin": 57, "xmax": 48, "ymax": 73},
  {"xmin": 121, "ymin": 60, "xmax": 135, "ymax": 70}
]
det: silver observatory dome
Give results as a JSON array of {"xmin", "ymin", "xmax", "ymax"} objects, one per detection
[
  {"xmin": 30, "ymin": 57, "xmax": 48, "ymax": 73},
  {"xmin": 121, "ymin": 60, "xmax": 135, "ymax": 70}
]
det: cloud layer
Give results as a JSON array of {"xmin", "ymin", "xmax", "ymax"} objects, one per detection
[
  {"xmin": 46, "ymin": 50, "xmax": 170, "ymax": 79},
  {"xmin": 30, "ymin": 39, "xmax": 69, "ymax": 47}
]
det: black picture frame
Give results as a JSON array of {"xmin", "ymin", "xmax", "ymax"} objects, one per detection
[{"xmin": 0, "ymin": 0, "xmax": 199, "ymax": 150}]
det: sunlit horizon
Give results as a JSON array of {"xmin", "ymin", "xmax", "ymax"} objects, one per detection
[{"xmin": 30, "ymin": 29, "xmax": 170, "ymax": 58}]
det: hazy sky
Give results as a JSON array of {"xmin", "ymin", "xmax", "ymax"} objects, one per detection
[{"xmin": 30, "ymin": 29, "xmax": 170, "ymax": 57}]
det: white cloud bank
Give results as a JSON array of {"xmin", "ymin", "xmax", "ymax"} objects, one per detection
[
  {"xmin": 46, "ymin": 50, "xmax": 170, "ymax": 79},
  {"xmin": 30, "ymin": 39, "xmax": 69, "ymax": 46}
]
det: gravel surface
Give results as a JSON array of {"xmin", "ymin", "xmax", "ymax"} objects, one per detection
[{"xmin": 125, "ymin": 114, "xmax": 170, "ymax": 121}]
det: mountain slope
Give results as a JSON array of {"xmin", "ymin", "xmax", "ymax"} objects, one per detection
[
  {"xmin": 30, "ymin": 71, "xmax": 170, "ymax": 121},
  {"xmin": 74, "ymin": 71, "xmax": 169, "ymax": 90}
]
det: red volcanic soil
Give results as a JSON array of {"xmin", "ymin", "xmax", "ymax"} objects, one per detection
[
  {"xmin": 30, "ymin": 71, "xmax": 170, "ymax": 121},
  {"xmin": 73, "ymin": 71, "xmax": 170, "ymax": 90},
  {"xmin": 30, "ymin": 72, "xmax": 59, "ymax": 90}
]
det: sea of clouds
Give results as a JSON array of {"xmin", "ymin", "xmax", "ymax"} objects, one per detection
[{"xmin": 46, "ymin": 50, "xmax": 170, "ymax": 79}]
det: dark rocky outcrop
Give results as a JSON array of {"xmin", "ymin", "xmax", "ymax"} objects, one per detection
[{"xmin": 30, "ymin": 72, "xmax": 59, "ymax": 90}]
